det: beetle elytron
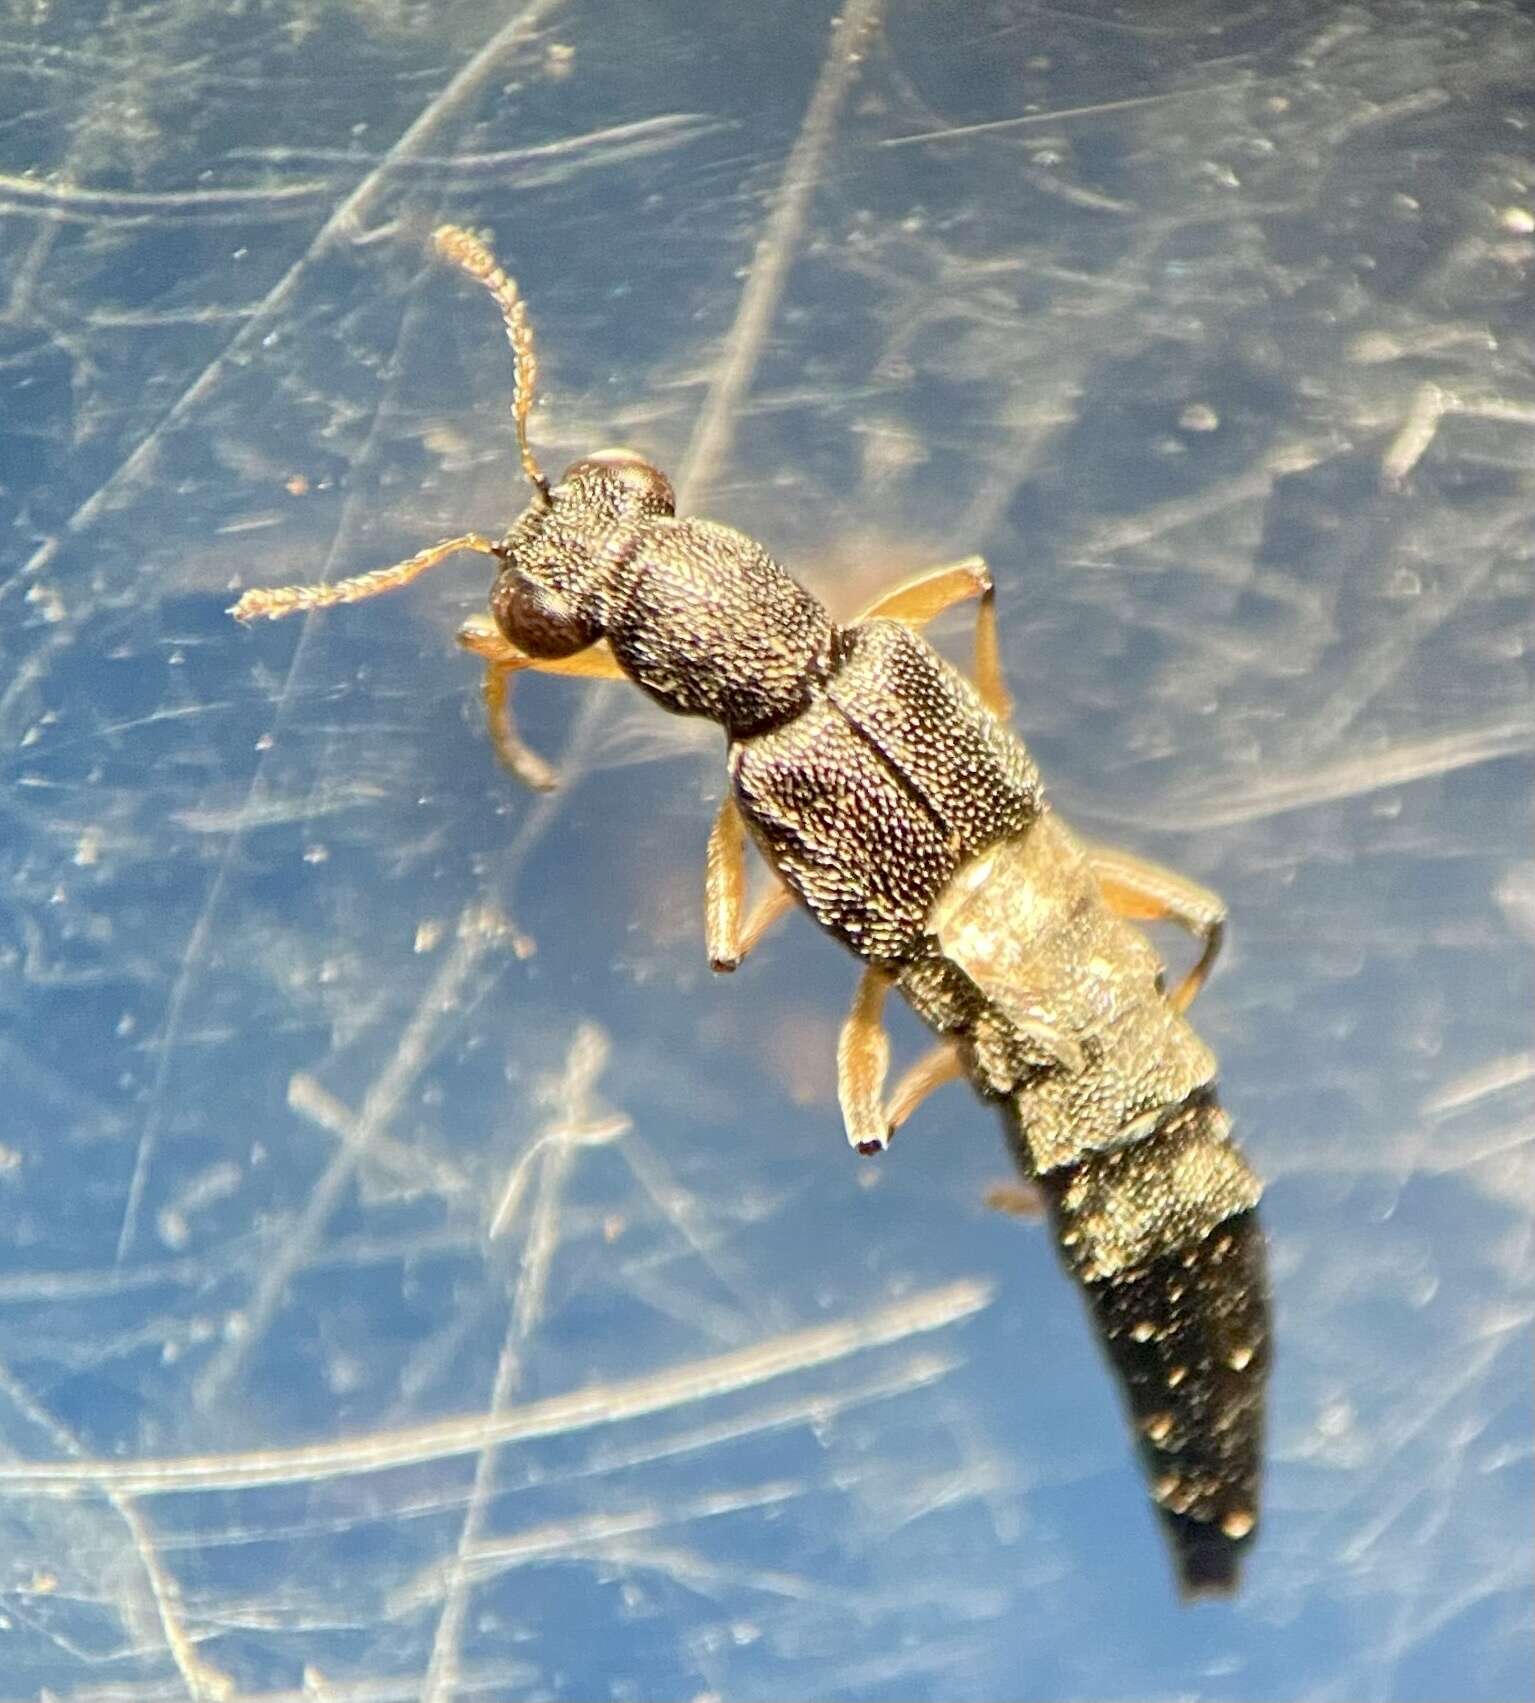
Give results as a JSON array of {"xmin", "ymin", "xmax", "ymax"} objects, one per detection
[{"xmin": 232, "ymin": 225, "xmax": 1270, "ymax": 1595}]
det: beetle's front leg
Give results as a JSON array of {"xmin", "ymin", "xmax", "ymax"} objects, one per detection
[
  {"xmin": 456, "ymin": 615, "xmax": 627, "ymax": 793},
  {"xmin": 705, "ymin": 797, "xmax": 796, "ymax": 971},
  {"xmin": 1084, "ymin": 842, "xmax": 1227, "ymax": 1013},
  {"xmin": 837, "ymin": 966, "xmax": 965, "ymax": 1154}
]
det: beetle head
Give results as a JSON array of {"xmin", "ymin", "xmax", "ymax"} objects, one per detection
[{"xmin": 490, "ymin": 450, "xmax": 676, "ymax": 658}]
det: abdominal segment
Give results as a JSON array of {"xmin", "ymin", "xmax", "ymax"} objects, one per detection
[
  {"xmin": 927, "ymin": 817, "xmax": 1220, "ymax": 1161},
  {"xmin": 1033, "ymin": 1090, "xmax": 1267, "ymax": 1593},
  {"xmin": 929, "ymin": 820, "xmax": 1269, "ymax": 1593}
]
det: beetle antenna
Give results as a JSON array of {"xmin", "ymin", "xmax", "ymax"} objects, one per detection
[
  {"xmin": 433, "ymin": 224, "xmax": 551, "ymax": 506},
  {"xmin": 228, "ymin": 533, "xmax": 505, "ymax": 622}
]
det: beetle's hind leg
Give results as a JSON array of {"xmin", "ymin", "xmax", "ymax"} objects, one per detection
[
  {"xmin": 456, "ymin": 615, "xmax": 627, "ymax": 793},
  {"xmin": 985, "ymin": 1179, "xmax": 1044, "ymax": 1219},
  {"xmin": 838, "ymin": 966, "xmax": 964, "ymax": 1154},
  {"xmin": 854, "ymin": 555, "xmax": 1011, "ymax": 721},
  {"xmin": 1084, "ymin": 842, "xmax": 1227, "ymax": 1013}
]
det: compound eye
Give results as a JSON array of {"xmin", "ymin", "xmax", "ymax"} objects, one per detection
[{"xmin": 490, "ymin": 561, "xmax": 602, "ymax": 659}]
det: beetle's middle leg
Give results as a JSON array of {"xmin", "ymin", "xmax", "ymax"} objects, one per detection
[
  {"xmin": 853, "ymin": 555, "xmax": 1011, "ymax": 720},
  {"xmin": 1084, "ymin": 842, "xmax": 1227, "ymax": 1013},
  {"xmin": 838, "ymin": 966, "xmax": 965, "ymax": 1153},
  {"xmin": 705, "ymin": 797, "xmax": 796, "ymax": 971},
  {"xmin": 457, "ymin": 615, "xmax": 627, "ymax": 793}
]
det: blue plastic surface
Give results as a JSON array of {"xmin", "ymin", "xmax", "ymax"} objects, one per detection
[{"xmin": 2, "ymin": 2, "xmax": 1531, "ymax": 1698}]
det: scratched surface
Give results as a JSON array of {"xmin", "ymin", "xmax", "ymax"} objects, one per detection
[{"xmin": 1, "ymin": 1, "xmax": 1531, "ymax": 1698}]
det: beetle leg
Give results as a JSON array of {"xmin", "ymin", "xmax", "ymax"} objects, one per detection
[
  {"xmin": 455, "ymin": 615, "xmax": 627, "ymax": 679},
  {"xmin": 853, "ymin": 556, "xmax": 1011, "ymax": 720},
  {"xmin": 705, "ymin": 797, "xmax": 796, "ymax": 971},
  {"xmin": 838, "ymin": 968, "xmax": 964, "ymax": 1153},
  {"xmin": 984, "ymin": 1179, "xmax": 1045, "ymax": 1219},
  {"xmin": 476, "ymin": 646, "xmax": 558, "ymax": 792},
  {"xmin": 839, "ymin": 966, "xmax": 895, "ymax": 1153},
  {"xmin": 886, "ymin": 1040, "xmax": 966, "ymax": 1132},
  {"xmin": 456, "ymin": 615, "xmax": 628, "ymax": 792},
  {"xmin": 853, "ymin": 555, "xmax": 991, "ymax": 626},
  {"xmin": 1084, "ymin": 842, "xmax": 1227, "ymax": 1013}
]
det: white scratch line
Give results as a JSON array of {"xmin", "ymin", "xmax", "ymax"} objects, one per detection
[
  {"xmin": 1422, "ymin": 1052, "xmax": 1535, "ymax": 1119},
  {"xmin": 424, "ymin": 1027, "xmax": 610, "ymax": 1703},
  {"xmin": 0, "ymin": 170, "xmax": 331, "ymax": 210},
  {"xmin": 233, "ymin": 111, "xmax": 722, "ymax": 172},
  {"xmin": 398, "ymin": 1480, "xmax": 803, "ymax": 1613},
  {"xmin": 107, "ymin": 0, "xmax": 566, "ymax": 1262},
  {"xmin": 190, "ymin": 908, "xmax": 513, "ymax": 1406},
  {"xmin": 882, "ymin": 78, "xmax": 1257, "ymax": 146},
  {"xmin": 174, "ymin": 783, "xmax": 387, "ymax": 833},
  {"xmin": 13, "ymin": 0, "xmax": 567, "ymax": 594},
  {"xmin": 679, "ymin": 0, "xmax": 882, "ymax": 506},
  {"xmin": 0, "ymin": 1359, "xmax": 233, "ymax": 1700},
  {"xmin": 1, "ymin": 1279, "xmax": 992, "ymax": 1495},
  {"xmin": 1161, "ymin": 718, "xmax": 1535, "ymax": 830}
]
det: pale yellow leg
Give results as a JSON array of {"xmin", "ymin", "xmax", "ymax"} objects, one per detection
[
  {"xmin": 837, "ymin": 966, "xmax": 965, "ymax": 1154},
  {"xmin": 854, "ymin": 555, "xmax": 1011, "ymax": 720},
  {"xmin": 476, "ymin": 651, "xmax": 558, "ymax": 792},
  {"xmin": 1085, "ymin": 842, "xmax": 1227, "ymax": 1014},
  {"xmin": 853, "ymin": 556, "xmax": 991, "ymax": 626},
  {"xmin": 705, "ymin": 797, "xmax": 797, "ymax": 971},
  {"xmin": 985, "ymin": 1180, "xmax": 1044, "ymax": 1219},
  {"xmin": 456, "ymin": 615, "xmax": 628, "ymax": 792},
  {"xmin": 455, "ymin": 614, "xmax": 627, "ymax": 679},
  {"xmin": 886, "ymin": 1041, "xmax": 966, "ymax": 1132},
  {"xmin": 839, "ymin": 967, "xmax": 895, "ymax": 1154}
]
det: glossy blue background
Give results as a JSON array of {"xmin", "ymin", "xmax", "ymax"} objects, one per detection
[{"xmin": 1, "ymin": 2, "xmax": 1531, "ymax": 1698}]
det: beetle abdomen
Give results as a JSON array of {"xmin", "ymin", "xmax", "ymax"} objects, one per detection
[
  {"xmin": 925, "ymin": 818, "xmax": 1218, "ymax": 1122},
  {"xmin": 928, "ymin": 817, "xmax": 1268, "ymax": 1591},
  {"xmin": 1033, "ymin": 1103, "xmax": 1269, "ymax": 1595}
]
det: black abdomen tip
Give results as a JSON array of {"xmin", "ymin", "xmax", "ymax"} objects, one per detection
[
  {"xmin": 1057, "ymin": 1202, "xmax": 1270, "ymax": 1597},
  {"xmin": 1166, "ymin": 1507, "xmax": 1253, "ymax": 1598}
]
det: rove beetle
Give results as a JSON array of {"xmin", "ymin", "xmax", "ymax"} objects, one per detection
[{"xmin": 233, "ymin": 225, "xmax": 1270, "ymax": 1596}]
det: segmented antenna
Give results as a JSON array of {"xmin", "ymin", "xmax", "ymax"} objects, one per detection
[
  {"xmin": 432, "ymin": 223, "xmax": 550, "ymax": 503},
  {"xmin": 227, "ymin": 226, "xmax": 551, "ymax": 624},
  {"xmin": 228, "ymin": 533, "xmax": 503, "ymax": 622}
]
